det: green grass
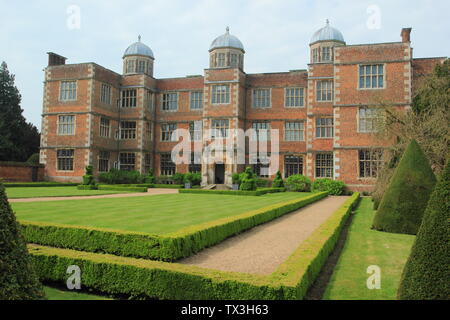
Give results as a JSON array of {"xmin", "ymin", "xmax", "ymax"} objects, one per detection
[
  {"xmin": 12, "ymin": 192, "xmax": 310, "ymax": 235},
  {"xmin": 44, "ymin": 286, "xmax": 111, "ymax": 300},
  {"xmin": 5, "ymin": 186, "xmax": 136, "ymax": 199},
  {"xmin": 323, "ymin": 198, "xmax": 415, "ymax": 300}
]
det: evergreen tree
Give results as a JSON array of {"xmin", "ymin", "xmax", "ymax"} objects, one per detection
[
  {"xmin": 0, "ymin": 183, "xmax": 45, "ymax": 299},
  {"xmin": 372, "ymin": 140, "xmax": 436, "ymax": 235},
  {"xmin": 0, "ymin": 62, "xmax": 40, "ymax": 161},
  {"xmin": 397, "ymin": 160, "xmax": 450, "ymax": 300}
]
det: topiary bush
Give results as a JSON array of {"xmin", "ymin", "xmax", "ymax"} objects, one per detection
[
  {"xmin": 0, "ymin": 183, "xmax": 46, "ymax": 300},
  {"xmin": 285, "ymin": 174, "xmax": 311, "ymax": 192},
  {"xmin": 82, "ymin": 165, "xmax": 96, "ymax": 186},
  {"xmin": 144, "ymin": 169, "xmax": 156, "ymax": 184},
  {"xmin": 397, "ymin": 160, "xmax": 450, "ymax": 300},
  {"xmin": 311, "ymin": 178, "xmax": 346, "ymax": 195},
  {"xmin": 272, "ymin": 171, "xmax": 284, "ymax": 188},
  {"xmin": 372, "ymin": 139, "xmax": 437, "ymax": 235},
  {"xmin": 239, "ymin": 167, "xmax": 257, "ymax": 191}
]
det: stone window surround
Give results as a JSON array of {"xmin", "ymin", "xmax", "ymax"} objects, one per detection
[
  {"xmin": 59, "ymin": 80, "xmax": 77, "ymax": 102},
  {"xmin": 358, "ymin": 63, "xmax": 386, "ymax": 90},
  {"xmin": 56, "ymin": 149, "xmax": 75, "ymax": 172},
  {"xmin": 57, "ymin": 114, "xmax": 76, "ymax": 136},
  {"xmin": 161, "ymin": 92, "xmax": 179, "ymax": 112},
  {"xmin": 252, "ymin": 88, "xmax": 272, "ymax": 108},
  {"xmin": 284, "ymin": 87, "xmax": 305, "ymax": 108}
]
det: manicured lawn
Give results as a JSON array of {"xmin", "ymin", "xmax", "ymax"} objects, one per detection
[
  {"xmin": 44, "ymin": 286, "xmax": 110, "ymax": 300},
  {"xmin": 5, "ymin": 186, "xmax": 135, "ymax": 199},
  {"xmin": 12, "ymin": 192, "xmax": 310, "ymax": 234},
  {"xmin": 323, "ymin": 197, "xmax": 415, "ymax": 300}
]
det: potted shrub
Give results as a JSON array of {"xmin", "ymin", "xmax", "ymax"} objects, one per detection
[
  {"xmin": 172, "ymin": 173, "xmax": 185, "ymax": 185},
  {"xmin": 231, "ymin": 172, "xmax": 240, "ymax": 190},
  {"xmin": 191, "ymin": 172, "xmax": 202, "ymax": 186},
  {"xmin": 184, "ymin": 172, "xmax": 193, "ymax": 189},
  {"xmin": 144, "ymin": 169, "xmax": 156, "ymax": 184}
]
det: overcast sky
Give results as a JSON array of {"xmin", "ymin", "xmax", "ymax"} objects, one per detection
[{"xmin": 1, "ymin": 0, "xmax": 448, "ymax": 130}]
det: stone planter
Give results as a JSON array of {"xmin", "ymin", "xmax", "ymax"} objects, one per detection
[
  {"xmin": 184, "ymin": 183, "xmax": 192, "ymax": 189},
  {"xmin": 232, "ymin": 184, "xmax": 240, "ymax": 190}
]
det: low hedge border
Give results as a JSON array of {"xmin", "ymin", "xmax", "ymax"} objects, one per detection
[
  {"xmin": 179, "ymin": 187, "xmax": 286, "ymax": 196},
  {"xmin": 20, "ymin": 192, "xmax": 328, "ymax": 261},
  {"xmin": 28, "ymin": 192, "xmax": 360, "ymax": 299},
  {"xmin": 150, "ymin": 184, "xmax": 184, "ymax": 189},
  {"xmin": 95, "ymin": 184, "xmax": 184, "ymax": 189},
  {"xmin": 76, "ymin": 185, "xmax": 98, "ymax": 190},
  {"xmin": 96, "ymin": 185, "xmax": 148, "ymax": 193},
  {"xmin": 3, "ymin": 182, "xmax": 80, "ymax": 188}
]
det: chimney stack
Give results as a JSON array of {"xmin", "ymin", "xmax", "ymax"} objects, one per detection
[
  {"xmin": 47, "ymin": 52, "xmax": 67, "ymax": 67},
  {"xmin": 401, "ymin": 28, "xmax": 412, "ymax": 43}
]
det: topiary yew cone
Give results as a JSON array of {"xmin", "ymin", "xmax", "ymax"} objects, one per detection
[
  {"xmin": 397, "ymin": 160, "xmax": 450, "ymax": 300},
  {"xmin": 372, "ymin": 139, "xmax": 436, "ymax": 235},
  {"xmin": 0, "ymin": 183, "xmax": 45, "ymax": 299}
]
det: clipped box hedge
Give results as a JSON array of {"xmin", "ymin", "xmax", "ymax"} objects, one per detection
[
  {"xmin": 3, "ymin": 182, "xmax": 80, "ymax": 188},
  {"xmin": 28, "ymin": 192, "xmax": 360, "ymax": 299},
  {"xmin": 179, "ymin": 187, "xmax": 285, "ymax": 196},
  {"xmin": 96, "ymin": 185, "xmax": 148, "ymax": 193},
  {"xmin": 21, "ymin": 192, "xmax": 327, "ymax": 261},
  {"xmin": 76, "ymin": 185, "xmax": 98, "ymax": 190},
  {"xmin": 96, "ymin": 183, "xmax": 183, "ymax": 189}
]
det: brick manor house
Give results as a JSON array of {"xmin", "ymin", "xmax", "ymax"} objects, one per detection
[{"xmin": 40, "ymin": 21, "xmax": 445, "ymax": 191}]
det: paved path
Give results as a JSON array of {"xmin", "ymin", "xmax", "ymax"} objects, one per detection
[
  {"xmin": 180, "ymin": 196, "xmax": 349, "ymax": 275},
  {"xmin": 9, "ymin": 188, "xmax": 179, "ymax": 202}
]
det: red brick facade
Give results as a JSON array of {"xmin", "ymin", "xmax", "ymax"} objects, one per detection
[{"xmin": 40, "ymin": 26, "xmax": 445, "ymax": 190}]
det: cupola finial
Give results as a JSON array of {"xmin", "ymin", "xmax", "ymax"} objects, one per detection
[
  {"xmin": 226, "ymin": 26, "xmax": 230, "ymax": 33},
  {"xmin": 326, "ymin": 19, "xmax": 329, "ymax": 25},
  {"xmin": 138, "ymin": 35, "xmax": 141, "ymax": 42}
]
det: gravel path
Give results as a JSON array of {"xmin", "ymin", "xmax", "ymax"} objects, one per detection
[
  {"xmin": 180, "ymin": 196, "xmax": 349, "ymax": 275},
  {"xmin": 9, "ymin": 188, "xmax": 178, "ymax": 202}
]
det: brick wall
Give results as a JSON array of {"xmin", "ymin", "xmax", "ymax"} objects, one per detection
[{"xmin": 0, "ymin": 163, "xmax": 45, "ymax": 182}]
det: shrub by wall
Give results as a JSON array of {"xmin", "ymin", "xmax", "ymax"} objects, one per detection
[
  {"xmin": 28, "ymin": 192, "xmax": 360, "ymax": 299},
  {"xmin": 21, "ymin": 192, "xmax": 327, "ymax": 261},
  {"xmin": 372, "ymin": 140, "xmax": 437, "ymax": 235},
  {"xmin": 98, "ymin": 169, "xmax": 144, "ymax": 185},
  {"xmin": 311, "ymin": 179, "xmax": 346, "ymax": 195},
  {"xmin": 285, "ymin": 174, "xmax": 311, "ymax": 192},
  {"xmin": 397, "ymin": 161, "xmax": 450, "ymax": 300}
]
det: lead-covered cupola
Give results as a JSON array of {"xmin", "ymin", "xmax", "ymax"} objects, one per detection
[
  {"xmin": 209, "ymin": 27, "xmax": 245, "ymax": 69},
  {"xmin": 309, "ymin": 20, "xmax": 345, "ymax": 64},
  {"xmin": 123, "ymin": 36, "xmax": 155, "ymax": 76}
]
